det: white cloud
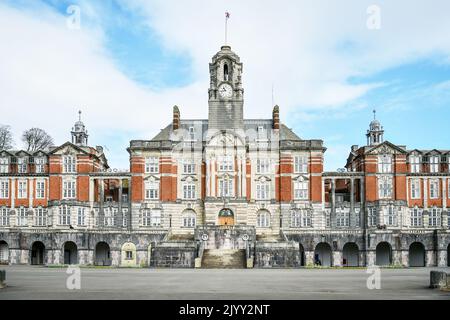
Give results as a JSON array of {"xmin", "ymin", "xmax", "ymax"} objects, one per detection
[{"xmin": 1, "ymin": 0, "xmax": 450, "ymax": 169}]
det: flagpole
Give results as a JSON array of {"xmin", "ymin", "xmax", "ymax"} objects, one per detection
[{"xmin": 225, "ymin": 14, "xmax": 228, "ymax": 45}]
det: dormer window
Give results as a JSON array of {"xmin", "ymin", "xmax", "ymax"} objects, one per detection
[
  {"xmin": 17, "ymin": 157, "xmax": 27, "ymax": 173},
  {"xmin": 429, "ymin": 155, "xmax": 439, "ymax": 173},
  {"xmin": 0, "ymin": 157, "xmax": 9, "ymax": 173},
  {"xmin": 35, "ymin": 157, "xmax": 46, "ymax": 173},
  {"xmin": 224, "ymin": 63, "xmax": 229, "ymax": 81},
  {"xmin": 257, "ymin": 126, "xmax": 266, "ymax": 141},
  {"xmin": 409, "ymin": 155, "xmax": 421, "ymax": 173}
]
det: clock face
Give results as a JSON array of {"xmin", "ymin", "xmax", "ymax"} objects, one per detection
[{"xmin": 218, "ymin": 83, "xmax": 233, "ymax": 99}]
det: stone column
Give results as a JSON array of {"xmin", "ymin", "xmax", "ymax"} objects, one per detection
[
  {"xmin": 118, "ymin": 179, "xmax": 123, "ymax": 228},
  {"xmin": 350, "ymin": 178, "xmax": 355, "ymax": 227},
  {"xmin": 237, "ymin": 157, "xmax": 242, "ymax": 197},
  {"xmin": 242, "ymin": 158, "xmax": 247, "ymax": 199},
  {"xmin": 99, "ymin": 178, "xmax": 104, "ymax": 227},
  {"xmin": 89, "ymin": 178, "xmax": 94, "ymax": 211},
  {"xmin": 127, "ymin": 178, "xmax": 132, "ymax": 231},
  {"xmin": 331, "ymin": 178, "xmax": 336, "ymax": 228},
  {"xmin": 423, "ymin": 178, "xmax": 428, "ymax": 209},
  {"xmin": 11, "ymin": 177, "xmax": 15, "ymax": 210}
]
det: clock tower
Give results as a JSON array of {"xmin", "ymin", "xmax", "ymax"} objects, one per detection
[{"xmin": 208, "ymin": 45, "xmax": 244, "ymax": 131}]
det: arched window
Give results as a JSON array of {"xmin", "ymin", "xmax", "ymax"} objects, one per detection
[
  {"xmin": 182, "ymin": 210, "xmax": 196, "ymax": 228},
  {"xmin": 257, "ymin": 210, "xmax": 270, "ymax": 228},
  {"xmin": 224, "ymin": 63, "xmax": 229, "ymax": 81}
]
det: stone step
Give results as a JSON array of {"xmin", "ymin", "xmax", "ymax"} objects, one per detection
[{"xmin": 202, "ymin": 249, "xmax": 246, "ymax": 269}]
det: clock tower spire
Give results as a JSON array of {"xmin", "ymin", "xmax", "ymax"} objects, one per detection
[{"xmin": 207, "ymin": 45, "xmax": 244, "ymax": 131}]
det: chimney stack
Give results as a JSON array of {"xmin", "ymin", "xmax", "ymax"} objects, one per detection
[
  {"xmin": 173, "ymin": 105, "xmax": 180, "ymax": 130},
  {"xmin": 272, "ymin": 105, "xmax": 280, "ymax": 130}
]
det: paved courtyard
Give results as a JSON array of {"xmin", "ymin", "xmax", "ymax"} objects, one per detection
[{"xmin": 0, "ymin": 265, "xmax": 449, "ymax": 300}]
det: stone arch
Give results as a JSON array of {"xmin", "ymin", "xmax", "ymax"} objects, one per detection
[
  {"xmin": 121, "ymin": 242, "xmax": 137, "ymax": 267},
  {"xmin": 218, "ymin": 208, "xmax": 234, "ymax": 226},
  {"xmin": 343, "ymin": 242, "xmax": 359, "ymax": 267},
  {"xmin": 314, "ymin": 242, "xmax": 332, "ymax": 267},
  {"xmin": 408, "ymin": 242, "xmax": 425, "ymax": 267},
  {"xmin": 299, "ymin": 243, "xmax": 305, "ymax": 266},
  {"xmin": 94, "ymin": 242, "xmax": 111, "ymax": 266},
  {"xmin": 182, "ymin": 209, "xmax": 197, "ymax": 228},
  {"xmin": 256, "ymin": 209, "xmax": 271, "ymax": 228},
  {"xmin": 376, "ymin": 242, "xmax": 392, "ymax": 266},
  {"xmin": 63, "ymin": 241, "xmax": 78, "ymax": 265},
  {"xmin": 0, "ymin": 240, "xmax": 9, "ymax": 264},
  {"xmin": 31, "ymin": 241, "xmax": 46, "ymax": 265}
]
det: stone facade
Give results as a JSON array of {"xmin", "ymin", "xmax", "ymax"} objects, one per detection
[{"xmin": 0, "ymin": 46, "xmax": 449, "ymax": 268}]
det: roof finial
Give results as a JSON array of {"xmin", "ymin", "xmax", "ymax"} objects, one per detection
[
  {"xmin": 78, "ymin": 110, "xmax": 82, "ymax": 121},
  {"xmin": 373, "ymin": 109, "xmax": 376, "ymax": 120}
]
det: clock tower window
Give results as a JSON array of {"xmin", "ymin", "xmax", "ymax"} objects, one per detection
[{"xmin": 224, "ymin": 63, "xmax": 229, "ymax": 81}]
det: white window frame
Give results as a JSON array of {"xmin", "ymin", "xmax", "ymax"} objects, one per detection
[
  {"xmin": 410, "ymin": 179, "xmax": 421, "ymax": 199},
  {"xmin": 35, "ymin": 157, "xmax": 46, "ymax": 173},
  {"xmin": 36, "ymin": 180, "xmax": 45, "ymax": 199},
  {"xmin": 256, "ymin": 181, "xmax": 270, "ymax": 200},
  {"xmin": 294, "ymin": 156, "xmax": 308, "ymax": 174},
  {"xmin": 0, "ymin": 180, "xmax": 9, "ymax": 199},
  {"xmin": 378, "ymin": 176, "xmax": 393, "ymax": 199},
  {"xmin": 256, "ymin": 158, "xmax": 270, "ymax": 174},
  {"xmin": 182, "ymin": 160, "xmax": 195, "ymax": 174},
  {"xmin": 336, "ymin": 209, "xmax": 349, "ymax": 227},
  {"xmin": 77, "ymin": 207, "xmax": 86, "ymax": 226},
  {"xmin": 144, "ymin": 181, "xmax": 159, "ymax": 200},
  {"xmin": 385, "ymin": 206, "xmax": 397, "ymax": 226},
  {"xmin": 0, "ymin": 157, "xmax": 9, "ymax": 173},
  {"xmin": 429, "ymin": 208, "xmax": 441, "ymax": 227},
  {"xmin": 145, "ymin": 157, "xmax": 159, "ymax": 174},
  {"xmin": 294, "ymin": 181, "xmax": 308, "ymax": 200},
  {"xmin": 429, "ymin": 156, "xmax": 439, "ymax": 173},
  {"xmin": 142, "ymin": 209, "xmax": 161, "ymax": 227},
  {"xmin": 18, "ymin": 180, "xmax": 27, "ymax": 199},
  {"xmin": 0, "ymin": 207, "xmax": 9, "ymax": 226},
  {"xmin": 378, "ymin": 154, "xmax": 392, "ymax": 173},
  {"xmin": 59, "ymin": 206, "xmax": 71, "ymax": 225},
  {"xmin": 183, "ymin": 182, "xmax": 196, "ymax": 200},
  {"xmin": 62, "ymin": 155, "xmax": 76, "ymax": 173},
  {"xmin": 218, "ymin": 155, "xmax": 234, "ymax": 172},
  {"xmin": 410, "ymin": 208, "xmax": 423, "ymax": 227},
  {"xmin": 257, "ymin": 211, "xmax": 270, "ymax": 228},
  {"xmin": 35, "ymin": 207, "xmax": 47, "ymax": 226},
  {"xmin": 182, "ymin": 211, "xmax": 196, "ymax": 228},
  {"xmin": 429, "ymin": 179, "xmax": 439, "ymax": 199},
  {"xmin": 290, "ymin": 211, "xmax": 301, "ymax": 228},
  {"xmin": 409, "ymin": 155, "xmax": 421, "ymax": 173},
  {"xmin": 218, "ymin": 177, "xmax": 234, "ymax": 197},
  {"xmin": 368, "ymin": 207, "xmax": 377, "ymax": 226},
  {"xmin": 63, "ymin": 180, "xmax": 76, "ymax": 199},
  {"xmin": 17, "ymin": 207, "xmax": 28, "ymax": 226},
  {"xmin": 17, "ymin": 157, "xmax": 27, "ymax": 173}
]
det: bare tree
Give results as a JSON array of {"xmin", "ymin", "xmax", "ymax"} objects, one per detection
[
  {"xmin": 0, "ymin": 125, "xmax": 14, "ymax": 150},
  {"xmin": 22, "ymin": 128, "xmax": 54, "ymax": 152}
]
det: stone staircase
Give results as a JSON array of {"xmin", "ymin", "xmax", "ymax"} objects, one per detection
[{"xmin": 201, "ymin": 249, "xmax": 246, "ymax": 269}]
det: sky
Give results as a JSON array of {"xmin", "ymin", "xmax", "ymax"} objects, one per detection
[{"xmin": 0, "ymin": 0, "xmax": 449, "ymax": 171}]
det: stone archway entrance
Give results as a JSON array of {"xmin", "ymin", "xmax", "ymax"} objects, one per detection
[
  {"xmin": 31, "ymin": 241, "xmax": 45, "ymax": 265},
  {"xmin": 447, "ymin": 244, "xmax": 450, "ymax": 267},
  {"xmin": 314, "ymin": 242, "xmax": 332, "ymax": 267},
  {"xmin": 95, "ymin": 242, "xmax": 111, "ymax": 266},
  {"xmin": 299, "ymin": 243, "xmax": 305, "ymax": 266},
  {"xmin": 0, "ymin": 241, "xmax": 9, "ymax": 264},
  {"xmin": 409, "ymin": 242, "xmax": 425, "ymax": 267},
  {"xmin": 64, "ymin": 241, "xmax": 78, "ymax": 265},
  {"xmin": 218, "ymin": 208, "xmax": 234, "ymax": 226},
  {"xmin": 376, "ymin": 242, "xmax": 392, "ymax": 266},
  {"xmin": 343, "ymin": 242, "xmax": 359, "ymax": 267}
]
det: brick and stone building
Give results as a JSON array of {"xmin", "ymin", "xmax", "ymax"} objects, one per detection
[{"xmin": 0, "ymin": 46, "xmax": 449, "ymax": 268}]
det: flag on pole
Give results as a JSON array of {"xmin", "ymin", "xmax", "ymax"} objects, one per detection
[{"xmin": 225, "ymin": 11, "xmax": 230, "ymax": 19}]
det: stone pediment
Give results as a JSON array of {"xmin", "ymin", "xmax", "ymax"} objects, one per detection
[
  {"xmin": 49, "ymin": 142, "xmax": 89, "ymax": 156},
  {"xmin": 143, "ymin": 175, "xmax": 160, "ymax": 182},
  {"xmin": 293, "ymin": 175, "xmax": 309, "ymax": 182},
  {"xmin": 366, "ymin": 141, "xmax": 407, "ymax": 155}
]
